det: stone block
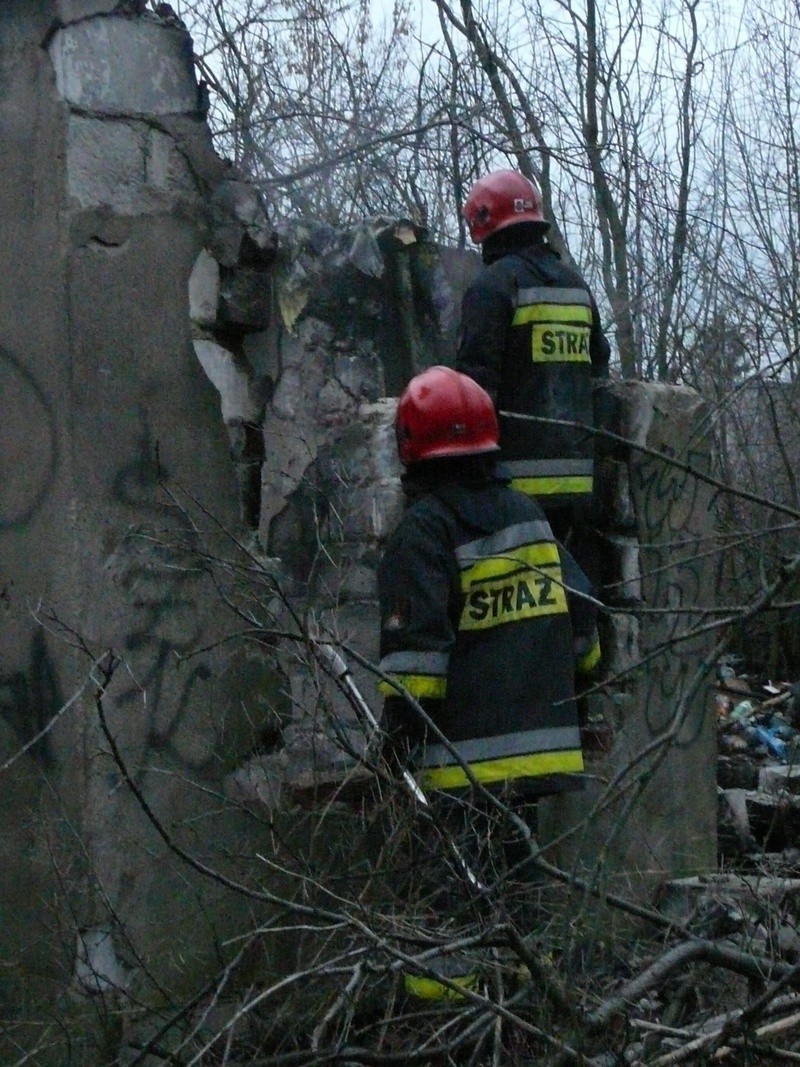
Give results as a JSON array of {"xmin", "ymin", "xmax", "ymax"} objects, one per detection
[
  {"xmin": 341, "ymin": 482, "xmax": 404, "ymax": 542},
  {"xmin": 188, "ymin": 249, "xmax": 220, "ymax": 326},
  {"xmin": 358, "ymin": 400, "xmax": 402, "ymax": 481},
  {"xmin": 66, "ymin": 116, "xmax": 197, "ymax": 211},
  {"xmin": 70, "ymin": 207, "xmax": 133, "ymax": 249},
  {"xmin": 145, "ymin": 127, "xmax": 194, "ymax": 193},
  {"xmin": 209, "ymin": 178, "xmax": 274, "ymax": 267},
  {"xmin": 73, "ymin": 926, "xmax": 129, "ymax": 995},
  {"xmin": 66, "ymin": 115, "xmax": 145, "ymax": 211},
  {"xmin": 334, "ymin": 352, "xmax": 383, "ymax": 402},
  {"xmin": 50, "ymin": 18, "xmax": 198, "ymax": 116},
  {"xmin": 193, "ymin": 339, "xmax": 260, "ymax": 423},
  {"xmin": 720, "ymin": 788, "xmax": 755, "ymax": 851},
  {"xmin": 218, "ymin": 267, "xmax": 271, "ymax": 329}
]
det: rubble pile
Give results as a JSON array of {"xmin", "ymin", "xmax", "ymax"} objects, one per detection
[
  {"xmin": 567, "ymin": 662, "xmax": 800, "ymax": 1064},
  {"xmin": 716, "ymin": 659, "xmax": 800, "ymax": 859}
]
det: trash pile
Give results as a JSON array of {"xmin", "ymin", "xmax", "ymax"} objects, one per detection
[
  {"xmin": 577, "ymin": 662, "xmax": 800, "ymax": 1064},
  {"xmin": 716, "ymin": 657, "xmax": 800, "ymax": 858}
]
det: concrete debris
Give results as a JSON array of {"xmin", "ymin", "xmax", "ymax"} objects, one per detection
[
  {"xmin": 347, "ymin": 216, "xmax": 426, "ymax": 278},
  {"xmin": 276, "ymin": 259, "xmax": 310, "ymax": 333},
  {"xmin": 224, "ymin": 725, "xmax": 369, "ymax": 813},
  {"xmin": 209, "ymin": 178, "xmax": 276, "ymax": 267},
  {"xmin": 348, "ymin": 224, "xmax": 385, "ymax": 279}
]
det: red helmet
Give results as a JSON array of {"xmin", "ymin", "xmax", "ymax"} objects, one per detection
[
  {"xmin": 462, "ymin": 169, "xmax": 545, "ymax": 244},
  {"xmin": 395, "ymin": 366, "xmax": 500, "ymax": 465}
]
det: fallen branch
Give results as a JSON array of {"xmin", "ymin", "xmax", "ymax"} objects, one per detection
[{"xmin": 589, "ymin": 939, "xmax": 800, "ymax": 1030}]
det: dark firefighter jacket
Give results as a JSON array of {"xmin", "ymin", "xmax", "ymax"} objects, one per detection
[
  {"xmin": 377, "ymin": 475, "xmax": 600, "ymax": 796},
  {"xmin": 456, "ymin": 224, "xmax": 611, "ymax": 509}
]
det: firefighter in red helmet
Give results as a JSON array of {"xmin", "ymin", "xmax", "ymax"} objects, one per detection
[
  {"xmin": 380, "ymin": 364, "xmax": 599, "ymax": 794},
  {"xmin": 377, "ymin": 366, "xmax": 600, "ymax": 1000},
  {"xmin": 457, "ymin": 170, "xmax": 611, "ymax": 563}
]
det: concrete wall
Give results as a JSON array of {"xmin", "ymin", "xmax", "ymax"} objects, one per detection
[{"xmin": 0, "ymin": 4, "xmax": 279, "ymax": 1054}]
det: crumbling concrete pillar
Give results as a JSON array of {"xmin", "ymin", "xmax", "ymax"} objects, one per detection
[
  {"xmin": 539, "ymin": 380, "xmax": 717, "ymax": 900},
  {"xmin": 0, "ymin": 3, "xmax": 278, "ymax": 1044}
]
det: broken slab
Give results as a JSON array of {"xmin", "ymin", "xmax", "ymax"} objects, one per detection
[
  {"xmin": 720, "ymin": 788, "xmax": 757, "ymax": 852},
  {"xmin": 716, "ymin": 786, "xmax": 800, "ymax": 852},
  {"xmin": 602, "ymin": 612, "xmax": 641, "ymax": 677},
  {"xmin": 745, "ymin": 791, "xmax": 800, "ymax": 851},
  {"xmin": 718, "ymin": 755, "xmax": 760, "ymax": 790}
]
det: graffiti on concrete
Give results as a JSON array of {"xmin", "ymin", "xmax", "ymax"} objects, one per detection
[
  {"xmin": 636, "ymin": 442, "xmax": 711, "ymax": 742},
  {"xmin": 0, "ymin": 346, "xmax": 58, "ymax": 531},
  {"xmin": 111, "ymin": 412, "xmax": 214, "ymax": 772},
  {"xmin": 0, "ymin": 629, "xmax": 62, "ymax": 765},
  {"xmin": 637, "ymin": 444, "xmax": 708, "ymax": 536}
]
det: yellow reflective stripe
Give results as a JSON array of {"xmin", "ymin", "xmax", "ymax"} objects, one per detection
[
  {"xmin": 419, "ymin": 749, "xmax": 584, "ymax": 790},
  {"xmin": 512, "ymin": 303, "xmax": 593, "ymax": 326},
  {"xmin": 403, "ymin": 972, "xmax": 478, "ymax": 1001},
  {"xmin": 531, "ymin": 349, "xmax": 591, "ymax": 364},
  {"xmin": 577, "ymin": 639, "xmax": 601, "ymax": 674},
  {"xmin": 377, "ymin": 674, "xmax": 447, "ymax": 699},
  {"xmin": 510, "ymin": 476, "xmax": 593, "ymax": 497}
]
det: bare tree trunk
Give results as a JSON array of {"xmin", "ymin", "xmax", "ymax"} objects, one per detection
[
  {"xmin": 652, "ymin": 0, "xmax": 699, "ymax": 380},
  {"xmin": 584, "ymin": 0, "xmax": 637, "ymax": 377}
]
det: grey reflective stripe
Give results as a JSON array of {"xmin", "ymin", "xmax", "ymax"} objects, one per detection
[
  {"xmin": 419, "ymin": 726, "xmax": 582, "ymax": 768},
  {"xmin": 501, "ymin": 458, "xmax": 594, "ymax": 478},
  {"xmin": 456, "ymin": 520, "xmax": 554, "ymax": 568},
  {"xmin": 378, "ymin": 650, "xmax": 450, "ymax": 676},
  {"xmin": 514, "ymin": 286, "xmax": 592, "ymax": 308}
]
